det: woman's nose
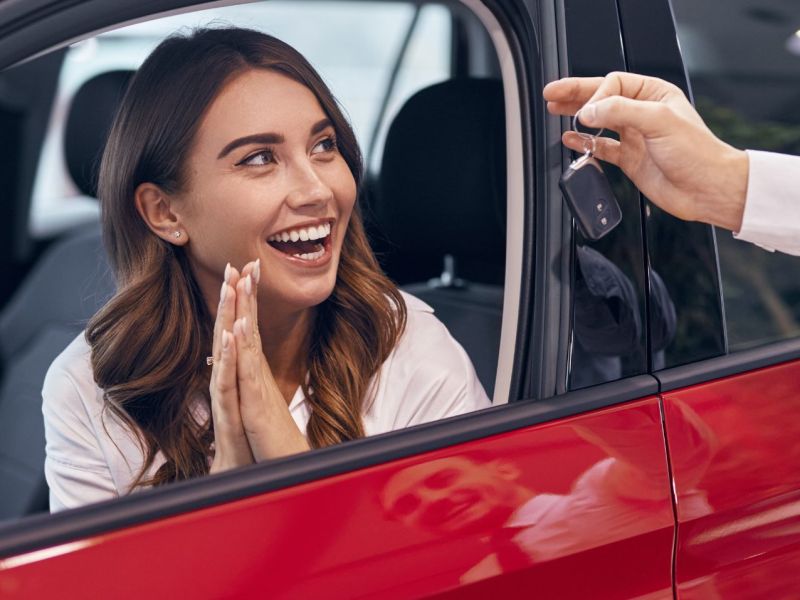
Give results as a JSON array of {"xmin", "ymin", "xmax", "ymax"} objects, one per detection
[{"xmin": 285, "ymin": 161, "xmax": 333, "ymax": 210}]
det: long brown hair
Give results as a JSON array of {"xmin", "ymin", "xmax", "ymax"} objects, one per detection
[{"xmin": 86, "ymin": 27, "xmax": 406, "ymax": 487}]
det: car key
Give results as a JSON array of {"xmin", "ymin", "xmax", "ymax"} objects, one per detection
[{"xmin": 559, "ymin": 118, "xmax": 622, "ymax": 241}]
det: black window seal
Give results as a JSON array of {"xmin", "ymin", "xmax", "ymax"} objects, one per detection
[{"xmin": 0, "ymin": 373, "xmax": 658, "ymax": 559}]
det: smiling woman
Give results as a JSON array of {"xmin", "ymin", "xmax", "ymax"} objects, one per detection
[{"xmin": 41, "ymin": 27, "xmax": 489, "ymax": 510}]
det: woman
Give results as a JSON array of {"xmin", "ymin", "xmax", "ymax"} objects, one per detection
[{"xmin": 42, "ymin": 27, "xmax": 490, "ymax": 511}]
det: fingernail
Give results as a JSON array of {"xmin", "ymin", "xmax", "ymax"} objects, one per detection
[
  {"xmin": 234, "ymin": 318, "xmax": 244, "ymax": 337},
  {"xmin": 245, "ymin": 274, "xmax": 252, "ymax": 296},
  {"xmin": 222, "ymin": 330, "xmax": 231, "ymax": 350},
  {"xmin": 242, "ymin": 316, "xmax": 249, "ymax": 333},
  {"xmin": 224, "ymin": 262, "xmax": 231, "ymax": 283},
  {"xmin": 219, "ymin": 282, "xmax": 227, "ymax": 304},
  {"xmin": 580, "ymin": 103, "xmax": 597, "ymax": 125},
  {"xmin": 253, "ymin": 259, "xmax": 261, "ymax": 285}
]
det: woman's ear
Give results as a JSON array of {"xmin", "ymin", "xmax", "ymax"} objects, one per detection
[{"xmin": 134, "ymin": 182, "xmax": 188, "ymax": 246}]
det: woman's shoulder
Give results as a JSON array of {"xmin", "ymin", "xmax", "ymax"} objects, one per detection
[
  {"xmin": 42, "ymin": 331, "xmax": 104, "ymax": 436},
  {"xmin": 396, "ymin": 290, "xmax": 467, "ymax": 358},
  {"xmin": 398, "ymin": 290, "xmax": 445, "ymax": 341},
  {"xmin": 365, "ymin": 290, "xmax": 490, "ymax": 431},
  {"xmin": 390, "ymin": 290, "xmax": 478, "ymax": 383},
  {"xmin": 399, "ymin": 290, "xmax": 435, "ymax": 315},
  {"xmin": 43, "ymin": 331, "xmax": 96, "ymax": 399},
  {"xmin": 42, "ymin": 330, "xmax": 153, "ymax": 504}
]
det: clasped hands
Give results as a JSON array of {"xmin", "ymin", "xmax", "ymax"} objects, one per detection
[{"xmin": 208, "ymin": 259, "xmax": 309, "ymax": 474}]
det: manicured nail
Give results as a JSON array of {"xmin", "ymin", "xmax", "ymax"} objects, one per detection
[
  {"xmin": 244, "ymin": 274, "xmax": 252, "ymax": 296},
  {"xmin": 580, "ymin": 103, "xmax": 597, "ymax": 125},
  {"xmin": 222, "ymin": 330, "xmax": 231, "ymax": 351},
  {"xmin": 234, "ymin": 318, "xmax": 244, "ymax": 337},
  {"xmin": 224, "ymin": 262, "xmax": 231, "ymax": 283},
  {"xmin": 219, "ymin": 282, "xmax": 227, "ymax": 305},
  {"xmin": 253, "ymin": 259, "xmax": 261, "ymax": 285}
]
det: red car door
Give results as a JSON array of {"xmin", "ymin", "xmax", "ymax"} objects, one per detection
[
  {"xmin": 1, "ymin": 391, "xmax": 674, "ymax": 599},
  {"xmin": 0, "ymin": 0, "xmax": 680, "ymax": 597}
]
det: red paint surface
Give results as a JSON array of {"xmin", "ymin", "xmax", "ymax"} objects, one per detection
[
  {"xmin": 1, "ymin": 398, "xmax": 673, "ymax": 599},
  {"xmin": 663, "ymin": 360, "xmax": 800, "ymax": 599}
]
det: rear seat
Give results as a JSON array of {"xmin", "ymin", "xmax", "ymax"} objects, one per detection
[{"xmin": 0, "ymin": 71, "xmax": 131, "ymax": 519}]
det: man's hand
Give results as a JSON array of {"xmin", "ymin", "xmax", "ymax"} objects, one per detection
[{"xmin": 544, "ymin": 72, "xmax": 749, "ymax": 232}]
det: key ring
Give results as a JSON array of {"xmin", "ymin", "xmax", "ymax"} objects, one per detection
[{"xmin": 572, "ymin": 110, "xmax": 605, "ymax": 155}]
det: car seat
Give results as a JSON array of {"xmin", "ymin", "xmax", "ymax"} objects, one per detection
[
  {"xmin": 0, "ymin": 70, "xmax": 131, "ymax": 518},
  {"xmin": 374, "ymin": 78, "xmax": 506, "ymax": 397}
]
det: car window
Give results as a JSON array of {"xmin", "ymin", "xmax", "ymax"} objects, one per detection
[
  {"xmin": 0, "ymin": 0, "xmax": 514, "ymax": 521},
  {"xmin": 672, "ymin": 0, "xmax": 800, "ymax": 351}
]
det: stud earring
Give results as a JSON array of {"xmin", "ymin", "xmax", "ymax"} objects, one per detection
[{"xmin": 173, "ymin": 231, "xmax": 182, "ymax": 239}]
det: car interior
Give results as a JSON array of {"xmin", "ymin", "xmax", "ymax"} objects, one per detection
[{"xmin": 0, "ymin": 0, "xmax": 507, "ymax": 520}]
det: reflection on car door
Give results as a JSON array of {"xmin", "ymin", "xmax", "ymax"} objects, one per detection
[
  {"xmin": 663, "ymin": 362, "xmax": 800, "ymax": 599},
  {"xmin": 0, "ymin": 393, "xmax": 675, "ymax": 598}
]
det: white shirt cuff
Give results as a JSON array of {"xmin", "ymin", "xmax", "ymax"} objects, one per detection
[{"xmin": 733, "ymin": 149, "xmax": 800, "ymax": 256}]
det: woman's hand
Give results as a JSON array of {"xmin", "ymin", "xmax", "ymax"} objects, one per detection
[
  {"xmin": 232, "ymin": 260, "xmax": 311, "ymax": 460},
  {"xmin": 208, "ymin": 264, "xmax": 255, "ymax": 473},
  {"xmin": 543, "ymin": 72, "xmax": 749, "ymax": 232}
]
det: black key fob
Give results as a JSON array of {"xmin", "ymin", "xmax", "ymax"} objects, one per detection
[{"xmin": 559, "ymin": 154, "xmax": 622, "ymax": 241}]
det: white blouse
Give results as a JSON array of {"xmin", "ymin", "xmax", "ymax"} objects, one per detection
[{"xmin": 42, "ymin": 292, "xmax": 490, "ymax": 512}]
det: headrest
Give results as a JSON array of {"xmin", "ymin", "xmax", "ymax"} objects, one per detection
[
  {"xmin": 376, "ymin": 79, "xmax": 506, "ymax": 285},
  {"xmin": 64, "ymin": 70, "xmax": 134, "ymax": 197}
]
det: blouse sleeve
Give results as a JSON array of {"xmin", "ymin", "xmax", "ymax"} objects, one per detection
[
  {"xmin": 734, "ymin": 150, "xmax": 800, "ymax": 256},
  {"xmin": 42, "ymin": 351, "xmax": 118, "ymax": 512}
]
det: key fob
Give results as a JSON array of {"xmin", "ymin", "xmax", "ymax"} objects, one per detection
[{"xmin": 559, "ymin": 154, "xmax": 622, "ymax": 241}]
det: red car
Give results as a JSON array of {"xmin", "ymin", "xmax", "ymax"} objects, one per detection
[{"xmin": 0, "ymin": 0, "xmax": 799, "ymax": 597}]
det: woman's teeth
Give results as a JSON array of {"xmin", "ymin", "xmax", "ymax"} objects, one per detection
[
  {"xmin": 294, "ymin": 247, "xmax": 326, "ymax": 261},
  {"xmin": 267, "ymin": 223, "xmax": 331, "ymax": 243}
]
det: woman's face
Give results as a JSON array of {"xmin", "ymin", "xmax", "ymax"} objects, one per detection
[{"xmin": 176, "ymin": 68, "xmax": 357, "ymax": 314}]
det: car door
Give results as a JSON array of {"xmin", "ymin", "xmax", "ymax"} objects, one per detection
[
  {"xmin": 619, "ymin": 0, "xmax": 800, "ymax": 597},
  {"xmin": 0, "ymin": 0, "xmax": 677, "ymax": 597}
]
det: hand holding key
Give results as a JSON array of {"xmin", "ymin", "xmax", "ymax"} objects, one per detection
[{"xmin": 544, "ymin": 72, "xmax": 750, "ymax": 232}]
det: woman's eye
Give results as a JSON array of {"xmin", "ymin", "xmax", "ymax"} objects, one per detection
[
  {"xmin": 240, "ymin": 150, "xmax": 274, "ymax": 166},
  {"xmin": 312, "ymin": 136, "xmax": 337, "ymax": 155}
]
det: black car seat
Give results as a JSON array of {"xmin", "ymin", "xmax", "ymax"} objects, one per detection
[
  {"xmin": 374, "ymin": 78, "xmax": 506, "ymax": 397},
  {"xmin": 0, "ymin": 70, "xmax": 131, "ymax": 519}
]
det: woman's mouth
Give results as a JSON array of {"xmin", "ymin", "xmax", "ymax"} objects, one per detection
[{"xmin": 266, "ymin": 222, "xmax": 333, "ymax": 264}]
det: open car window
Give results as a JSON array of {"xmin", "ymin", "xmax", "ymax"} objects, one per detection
[{"xmin": 0, "ymin": 0, "xmax": 518, "ymax": 522}]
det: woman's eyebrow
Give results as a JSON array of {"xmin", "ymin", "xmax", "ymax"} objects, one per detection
[
  {"xmin": 217, "ymin": 132, "xmax": 284, "ymax": 159},
  {"xmin": 217, "ymin": 119, "xmax": 333, "ymax": 160},
  {"xmin": 310, "ymin": 118, "xmax": 333, "ymax": 135}
]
